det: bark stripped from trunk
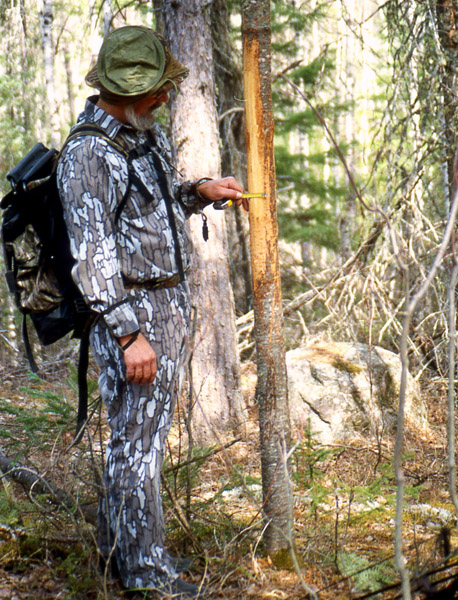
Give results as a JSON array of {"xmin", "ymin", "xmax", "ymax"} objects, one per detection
[
  {"xmin": 241, "ymin": 0, "xmax": 293, "ymax": 556},
  {"xmin": 160, "ymin": 0, "xmax": 245, "ymax": 444}
]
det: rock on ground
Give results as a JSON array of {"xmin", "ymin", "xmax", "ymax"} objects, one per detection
[{"xmin": 286, "ymin": 341, "xmax": 428, "ymax": 444}]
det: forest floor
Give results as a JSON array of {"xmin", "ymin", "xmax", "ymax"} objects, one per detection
[{"xmin": 0, "ymin": 359, "xmax": 456, "ymax": 599}]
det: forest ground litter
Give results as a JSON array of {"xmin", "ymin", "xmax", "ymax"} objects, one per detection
[{"xmin": 0, "ymin": 361, "xmax": 455, "ymax": 599}]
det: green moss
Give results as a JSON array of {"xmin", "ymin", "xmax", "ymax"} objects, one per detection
[
  {"xmin": 331, "ymin": 357, "xmax": 362, "ymax": 375},
  {"xmin": 338, "ymin": 551, "xmax": 397, "ymax": 592},
  {"xmin": 269, "ymin": 547, "xmax": 304, "ymax": 571}
]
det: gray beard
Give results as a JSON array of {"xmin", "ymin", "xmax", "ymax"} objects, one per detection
[{"xmin": 124, "ymin": 105, "xmax": 155, "ymax": 131}]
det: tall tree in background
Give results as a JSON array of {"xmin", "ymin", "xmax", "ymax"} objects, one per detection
[
  {"xmin": 242, "ymin": 0, "xmax": 292, "ymax": 556},
  {"xmin": 159, "ymin": 0, "xmax": 245, "ymax": 444},
  {"xmin": 435, "ymin": 0, "xmax": 458, "ymax": 203},
  {"xmin": 211, "ymin": 0, "xmax": 252, "ymax": 314},
  {"xmin": 102, "ymin": 0, "xmax": 113, "ymax": 35},
  {"xmin": 271, "ymin": 1, "xmax": 348, "ymax": 283},
  {"xmin": 39, "ymin": 0, "xmax": 59, "ymax": 147}
]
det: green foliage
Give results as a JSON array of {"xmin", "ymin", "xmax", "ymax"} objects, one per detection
[
  {"xmin": 0, "ymin": 488, "xmax": 23, "ymax": 527},
  {"xmin": 271, "ymin": 0, "xmax": 328, "ymax": 46},
  {"xmin": 289, "ymin": 56, "xmax": 334, "ymax": 86},
  {"xmin": 270, "ymin": 3, "xmax": 354, "ymax": 258},
  {"xmin": 291, "ymin": 426, "xmax": 340, "ymax": 516},
  {"xmin": 0, "ymin": 37, "xmax": 44, "ymax": 193},
  {"xmin": 337, "ymin": 550, "xmax": 396, "ymax": 594},
  {"xmin": 57, "ymin": 548, "xmax": 96, "ymax": 597},
  {"xmin": 66, "ymin": 362, "xmax": 99, "ymax": 398},
  {"xmin": 278, "ymin": 201, "xmax": 340, "ymax": 250},
  {"xmin": 163, "ymin": 445, "xmax": 214, "ymax": 493},
  {"xmin": 0, "ymin": 376, "xmax": 76, "ymax": 453},
  {"xmin": 224, "ymin": 464, "xmax": 261, "ymax": 489},
  {"xmin": 292, "ymin": 425, "xmax": 336, "ymax": 489}
]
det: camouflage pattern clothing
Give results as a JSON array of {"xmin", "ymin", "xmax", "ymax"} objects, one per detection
[{"xmin": 57, "ymin": 96, "xmax": 203, "ymax": 589}]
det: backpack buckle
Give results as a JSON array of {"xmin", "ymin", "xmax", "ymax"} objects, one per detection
[{"xmin": 74, "ymin": 298, "xmax": 90, "ymax": 314}]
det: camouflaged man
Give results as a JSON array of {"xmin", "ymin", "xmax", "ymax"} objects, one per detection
[{"xmin": 57, "ymin": 25, "xmax": 245, "ymax": 599}]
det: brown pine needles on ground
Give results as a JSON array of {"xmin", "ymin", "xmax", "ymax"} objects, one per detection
[{"xmin": 0, "ymin": 361, "xmax": 455, "ymax": 599}]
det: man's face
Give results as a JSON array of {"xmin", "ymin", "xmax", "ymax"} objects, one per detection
[
  {"xmin": 135, "ymin": 91, "xmax": 170, "ymax": 116},
  {"xmin": 124, "ymin": 91, "xmax": 170, "ymax": 131}
]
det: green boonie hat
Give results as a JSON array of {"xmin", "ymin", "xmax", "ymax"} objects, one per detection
[{"xmin": 85, "ymin": 26, "xmax": 189, "ymax": 103}]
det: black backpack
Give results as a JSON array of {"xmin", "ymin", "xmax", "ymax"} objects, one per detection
[{"xmin": 1, "ymin": 125, "xmax": 185, "ymax": 441}]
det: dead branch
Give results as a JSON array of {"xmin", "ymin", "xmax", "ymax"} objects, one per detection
[
  {"xmin": 162, "ymin": 437, "xmax": 242, "ymax": 475},
  {"xmin": 279, "ymin": 73, "xmax": 407, "ymax": 273},
  {"xmin": 161, "ymin": 474, "xmax": 204, "ymax": 554},
  {"xmin": 393, "ymin": 154, "xmax": 458, "ymax": 598},
  {"xmin": 0, "ymin": 453, "xmax": 97, "ymax": 525}
]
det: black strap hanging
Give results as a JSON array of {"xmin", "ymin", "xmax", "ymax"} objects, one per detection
[
  {"xmin": 74, "ymin": 331, "xmax": 90, "ymax": 443},
  {"xmin": 21, "ymin": 316, "xmax": 39, "ymax": 374},
  {"xmin": 129, "ymin": 134, "xmax": 186, "ymax": 282}
]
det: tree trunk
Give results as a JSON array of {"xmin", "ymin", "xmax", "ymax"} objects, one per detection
[
  {"xmin": 434, "ymin": 0, "xmax": 458, "ymax": 530},
  {"xmin": 102, "ymin": 0, "xmax": 113, "ymax": 36},
  {"xmin": 19, "ymin": 0, "xmax": 31, "ymax": 135},
  {"xmin": 241, "ymin": 0, "xmax": 293, "ymax": 557},
  {"xmin": 39, "ymin": 0, "xmax": 59, "ymax": 147},
  {"xmin": 435, "ymin": 0, "xmax": 458, "ymax": 194},
  {"xmin": 336, "ymin": 1, "xmax": 357, "ymax": 263},
  {"xmin": 160, "ymin": 0, "xmax": 245, "ymax": 445},
  {"xmin": 211, "ymin": 0, "xmax": 252, "ymax": 315},
  {"xmin": 63, "ymin": 46, "xmax": 76, "ymax": 125}
]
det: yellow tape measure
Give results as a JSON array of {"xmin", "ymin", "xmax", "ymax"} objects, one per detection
[{"xmin": 213, "ymin": 193, "xmax": 266, "ymax": 210}]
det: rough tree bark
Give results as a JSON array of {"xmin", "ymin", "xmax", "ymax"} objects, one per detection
[
  {"xmin": 159, "ymin": 0, "xmax": 245, "ymax": 444},
  {"xmin": 63, "ymin": 47, "xmax": 76, "ymax": 125},
  {"xmin": 433, "ymin": 0, "xmax": 458, "ymax": 516},
  {"xmin": 241, "ymin": 0, "xmax": 293, "ymax": 556},
  {"xmin": 435, "ymin": 1, "xmax": 458, "ymax": 189},
  {"xmin": 211, "ymin": 0, "xmax": 252, "ymax": 314}
]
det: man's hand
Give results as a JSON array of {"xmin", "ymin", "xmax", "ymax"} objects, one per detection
[
  {"xmin": 118, "ymin": 332, "xmax": 157, "ymax": 385},
  {"xmin": 197, "ymin": 177, "xmax": 248, "ymax": 211}
]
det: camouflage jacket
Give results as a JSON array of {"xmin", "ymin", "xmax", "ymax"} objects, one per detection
[{"xmin": 57, "ymin": 96, "xmax": 203, "ymax": 338}]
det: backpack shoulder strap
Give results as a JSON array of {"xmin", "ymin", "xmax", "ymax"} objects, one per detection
[
  {"xmin": 59, "ymin": 123, "xmax": 133, "ymax": 224},
  {"xmin": 61, "ymin": 122, "xmax": 128, "ymax": 158},
  {"xmin": 132, "ymin": 132, "xmax": 185, "ymax": 282}
]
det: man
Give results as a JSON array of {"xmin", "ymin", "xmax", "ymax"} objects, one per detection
[{"xmin": 57, "ymin": 25, "xmax": 245, "ymax": 598}]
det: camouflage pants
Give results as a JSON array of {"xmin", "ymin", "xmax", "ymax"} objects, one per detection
[{"xmin": 90, "ymin": 283, "xmax": 190, "ymax": 589}]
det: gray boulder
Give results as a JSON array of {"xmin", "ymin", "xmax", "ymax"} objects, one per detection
[{"xmin": 286, "ymin": 341, "xmax": 428, "ymax": 444}]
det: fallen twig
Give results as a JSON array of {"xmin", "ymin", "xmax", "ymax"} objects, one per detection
[
  {"xmin": 162, "ymin": 437, "xmax": 242, "ymax": 475},
  {"xmin": 0, "ymin": 452, "xmax": 97, "ymax": 525}
]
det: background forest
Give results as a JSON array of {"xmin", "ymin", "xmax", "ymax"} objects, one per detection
[{"xmin": 0, "ymin": 0, "xmax": 457, "ymax": 599}]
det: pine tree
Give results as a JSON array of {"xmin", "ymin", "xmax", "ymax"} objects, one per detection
[
  {"xmin": 242, "ymin": 0, "xmax": 293, "ymax": 558},
  {"xmin": 158, "ymin": 0, "xmax": 246, "ymax": 444}
]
